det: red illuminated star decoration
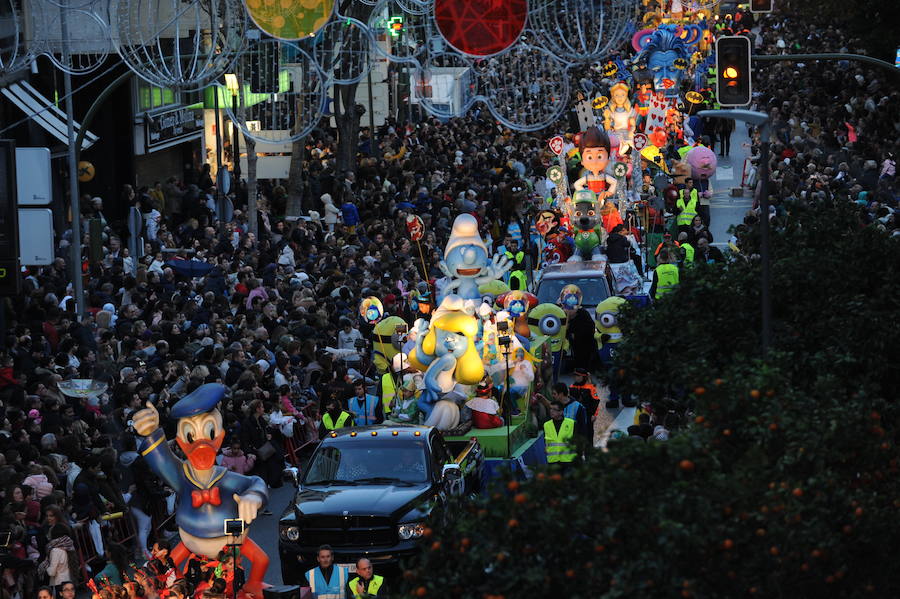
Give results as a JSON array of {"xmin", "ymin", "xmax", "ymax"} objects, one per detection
[{"xmin": 434, "ymin": 0, "xmax": 528, "ymax": 57}]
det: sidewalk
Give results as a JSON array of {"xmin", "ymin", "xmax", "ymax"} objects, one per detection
[{"xmin": 707, "ymin": 121, "xmax": 755, "ymax": 246}]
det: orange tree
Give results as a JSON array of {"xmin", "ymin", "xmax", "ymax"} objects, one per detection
[{"xmin": 398, "ymin": 201, "xmax": 900, "ymax": 598}]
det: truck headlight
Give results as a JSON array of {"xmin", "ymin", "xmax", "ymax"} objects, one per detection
[
  {"xmin": 397, "ymin": 522, "xmax": 426, "ymax": 540},
  {"xmin": 280, "ymin": 526, "xmax": 300, "ymax": 542}
]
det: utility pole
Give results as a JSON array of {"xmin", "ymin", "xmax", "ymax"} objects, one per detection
[{"xmin": 60, "ymin": 0, "xmax": 84, "ymax": 320}]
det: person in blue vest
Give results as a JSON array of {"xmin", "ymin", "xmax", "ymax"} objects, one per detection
[
  {"xmin": 349, "ymin": 379, "xmax": 383, "ymax": 426},
  {"xmin": 306, "ymin": 545, "xmax": 349, "ymax": 598},
  {"xmin": 550, "ymin": 382, "xmax": 592, "ymax": 448}
]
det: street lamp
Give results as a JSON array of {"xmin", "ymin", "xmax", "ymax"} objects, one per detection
[
  {"xmin": 224, "ymin": 73, "xmax": 241, "ymax": 179},
  {"xmin": 698, "ymin": 108, "xmax": 771, "ymax": 355}
]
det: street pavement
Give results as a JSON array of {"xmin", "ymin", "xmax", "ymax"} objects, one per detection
[
  {"xmin": 249, "ymin": 483, "xmax": 298, "ymax": 584},
  {"xmin": 708, "ymin": 121, "xmax": 755, "ymax": 246}
]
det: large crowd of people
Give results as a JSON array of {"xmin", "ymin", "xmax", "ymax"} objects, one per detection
[{"xmin": 0, "ymin": 5, "xmax": 896, "ymax": 599}]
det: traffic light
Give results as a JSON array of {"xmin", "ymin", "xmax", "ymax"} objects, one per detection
[
  {"xmin": 388, "ymin": 16, "xmax": 403, "ymax": 38},
  {"xmin": 715, "ymin": 36, "xmax": 752, "ymax": 107},
  {"xmin": 750, "ymin": 0, "xmax": 774, "ymax": 13}
]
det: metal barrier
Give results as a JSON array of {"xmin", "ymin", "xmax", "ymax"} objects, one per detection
[{"xmin": 74, "ymin": 513, "xmax": 137, "ymax": 585}]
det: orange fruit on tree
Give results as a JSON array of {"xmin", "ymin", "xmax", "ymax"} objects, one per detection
[
  {"xmin": 792, "ymin": 488, "xmax": 803, "ymax": 497},
  {"xmin": 415, "ymin": 586, "xmax": 427, "ymax": 597},
  {"xmin": 508, "ymin": 519, "xmax": 519, "ymax": 528},
  {"xmin": 750, "ymin": 389, "xmax": 761, "ymax": 399},
  {"xmin": 694, "ymin": 386, "xmax": 706, "ymax": 395},
  {"xmin": 507, "ymin": 480, "xmax": 519, "ymax": 492},
  {"xmin": 722, "ymin": 539, "xmax": 734, "ymax": 550},
  {"xmin": 514, "ymin": 493, "xmax": 528, "ymax": 504},
  {"xmin": 679, "ymin": 459, "xmax": 696, "ymax": 472}
]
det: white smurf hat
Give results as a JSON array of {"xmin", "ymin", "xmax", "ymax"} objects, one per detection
[{"xmin": 444, "ymin": 214, "xmax": 486, "ymax": 259}]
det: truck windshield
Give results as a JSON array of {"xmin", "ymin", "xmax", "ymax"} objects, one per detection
[
  {"xmin": 304, "ymin": 442, "xmax": 430, "ymax": 485},
  {"xmin": 537, "ymin": 276, "xmax": 610, "ymax": 306}
]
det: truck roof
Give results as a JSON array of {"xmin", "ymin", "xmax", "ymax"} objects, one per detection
[
  {"xmin": 539, "ymin": 260, "xmax": 608, "ymax": 279},
  {"xmin": 322, "ymin": 423, "xmax": 434, "ymax": 441}
]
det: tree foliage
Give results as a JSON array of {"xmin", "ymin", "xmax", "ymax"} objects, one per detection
[{"xmin": 399, "ymin": 201, "xmax": 900, "ymax": 598}]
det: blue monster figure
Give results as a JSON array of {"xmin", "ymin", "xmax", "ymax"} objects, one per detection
[
  {"xmin": 438, "ymin": 214, "xmax": 512, "ymax": 303},
  {"xmin": 408, "ymin": 296, "xmax": 484, "ymax": 430},
  {"xmin": 638, "ymin": 25, "xmax": 691, "ymax": 99}
]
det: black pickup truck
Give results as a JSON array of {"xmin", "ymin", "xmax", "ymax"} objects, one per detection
[{"xmin": 278, "ymin": 424, "xmax": 484, "ymax": 583}]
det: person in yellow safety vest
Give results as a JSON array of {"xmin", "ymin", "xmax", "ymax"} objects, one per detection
[
  {"xmin": 318, "ymin": 396, "xmax": 355, "ymax": 439},
  {"xmin": 544, "ymin": 401, "xmax": 577, "ymax": 469},
  {"xmin": 676, "ymin": 177, "xmax": 699, "ymax": 235},
  {"xmin": 379, "ymin": 371, "xmax": 396, "ymax": 416},
  {"xmin": 676, "ymin": 232, "xmax": 695, "ymax": 264},
  {"xmin": 346, "ymin": 558, "xmax": 385, "ymax": 598},
  {"xmin": 651, "ymin": 250, "xmax": 680, "ymax": 300},
  {"xmin": 504, "ymin": 239, "xmax": 528, "ymax": 291}
]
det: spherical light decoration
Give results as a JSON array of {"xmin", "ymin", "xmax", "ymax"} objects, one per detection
[
  {"xmin": 311, "ymin": 16, "xmax": 374, "ymax": 85},
  {"xmin": 434, "ymin": 0, "xmax": 527, "ymax": 58},
  {"xmin": 114, "ymin": 0, "xmax": 247, "ymax": 91},
  {"xmin": 530, "ymin": 0, "xmax": 636, "ymax": 65},
  {"xmin": 472, "ymin": 43, "xmax": 570, "ymax": 131},
  {"xmin": 221, "ymin": 38, "xmax": 326, "ymax": 145},
  {"xmin": 0, "ymin": 0, "xmax": 35, "ymax": 75},
  {"xmin": 30, "ymin": 0, "xmax": 112, "ymax": 75},
  {"xmin": 412, "ymin": 50, "xmax": 475, "ymax": 120},
  {"xmin": 244, "ymin": 0, "xmax": 333, "ymax": 40}
]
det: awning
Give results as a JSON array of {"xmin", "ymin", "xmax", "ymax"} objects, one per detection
[{"xmin": 1, "ymin": 80, "xmax": 98, "ymax": 150}]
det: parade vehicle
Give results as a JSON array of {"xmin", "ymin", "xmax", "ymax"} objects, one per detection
[
  {"xmin": 278, "ymin": 424, "xmax": 483, "ymax": 582},
  {"xmin": 535, "ymin": 260, "xmax": 615, "ymax": 312}
]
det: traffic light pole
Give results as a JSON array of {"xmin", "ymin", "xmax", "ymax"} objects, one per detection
[
  {"xmin": 60, "ymin": 2, "xmax": 84, "ymax": 321},
  {"xmin": 753, "ymin": 53, "xmax": 900, "ymax": 79},
  {"xmin": 698, "ymin": 109, "xmax": 771, "ymax": 356}
]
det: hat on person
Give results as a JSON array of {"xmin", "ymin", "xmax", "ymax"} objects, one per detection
[
  {"xmin": 444, "ymin": 213, "xmax": 487, "ymax": 259},
  {"xmin": 28, "ymin": 409, "xmax": 42, "ymax": 424},
  {"xmin": 308, "ymin": 210, "xmax": 321, "ymax": 223},
  {"xmin": 200, "ymin": 337, "xmax": 215, "ymax": 347},
  {"xmin": 255, "ymin": 359, "xmax": 270, "ymax": 373},
  {"xmin": 574, "ymin": 367, "xmax": 589, "ymax": 377}
]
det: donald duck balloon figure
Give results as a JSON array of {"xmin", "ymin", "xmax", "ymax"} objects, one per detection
[{"xmin": 132, "ymin": 384, "xmax": 269, "ymax": 595}]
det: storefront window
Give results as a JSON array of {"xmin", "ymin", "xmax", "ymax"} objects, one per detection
[{"xmin": 137, "ymin": 81, "xmax": 177, "ymax": 112}]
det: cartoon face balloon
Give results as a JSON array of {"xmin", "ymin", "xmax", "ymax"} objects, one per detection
[
  {"xmin": 359, "ymin": 296, "xmax": 384, "ymax": 324},
  {"xmin": 686, "ymin": 145, "xmax": 718, "ymax": 182},
  {"xmin": 406, "ymin": 214, "xmax": 425, "ymax": 242},
  {"xmin": 558, "ymin": 284, "xmax": 583, "ymax": 309}
]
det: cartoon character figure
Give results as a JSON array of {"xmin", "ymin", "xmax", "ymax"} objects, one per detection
[
  {"xmin": 567, "ymin": 189, "xmax": 607, "ymax": 262},
  {"xmin": 542, "ymin": 230, "xmax": 573, "ymax": 268},
  {"xmin": 408, "ymin": 296, "xmax": 485, "ymax": 430},
  {"xmin": 372, "ymin": 316, "xmax": 407, "ymax": 374},
  {"xmin": 603, "ymin": 82, "xmax": 636, "ymax": 153},
  {"xmin": 497, "ymin": 290, "xmax": 538, "ymax": 339},
  {"xmin": 686, "ymin": 145, "xmax": 718, "ymax": 196},
  {"xmin": 131, "ymin": 384, "xmax": 269, "ymax": 594},
  {"xmin": 594, "ymin": 296, "xmax": 628, "ymax": 408},
  {"xmin": 637, "ymin": 25, "xmax": 691, "ymax": 99},
  {"xmin": 558, "ymin": 284, "xmax": 583, "ymax": 310},
  {"xmin": 573, "ymin": 126, "xmax": 617, "ymax": 203},
  {"xmin": 438, "ymin": 214, "xmax": 511, "ymax": 303},
  {"xmin": 526, "ymin": 303, "xmax": 568, "ymax": 355}
]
